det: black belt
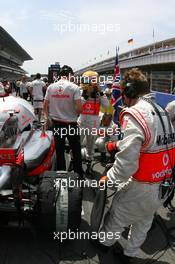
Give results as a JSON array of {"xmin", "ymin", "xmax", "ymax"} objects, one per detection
[{"xmin": 33, "ymin": 99, "xmax": 43, "ymax": 102}]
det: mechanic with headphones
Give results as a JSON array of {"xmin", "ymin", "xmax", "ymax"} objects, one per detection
[{"xmin": 95, "ymin": 68, "xmax": 175, "ymax": 263}]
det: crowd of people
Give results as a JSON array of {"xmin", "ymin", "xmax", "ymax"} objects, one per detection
[
  {"xmin": 0, "ymin": 68, "xmax": 115, "ymax": 170},
  {"xmin": 1, "ymin": 66, "xmax": 175, "ymax": 263}
]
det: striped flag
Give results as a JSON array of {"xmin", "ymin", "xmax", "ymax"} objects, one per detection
[{"xmin": 111, "ymin": 48, "xmax": 122, "ymax": 123}]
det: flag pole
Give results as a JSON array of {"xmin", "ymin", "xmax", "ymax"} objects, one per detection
[
  {"xmin": 128, "ymin": 39, "xmax": 134, "ymax": 58},
  {"xmin": 111, "ymin": 46, "xmax": 122, "ymax": 123},
  {"xmin": 153, "ymin": 28, "xmax": 155, "ymax": 53}
]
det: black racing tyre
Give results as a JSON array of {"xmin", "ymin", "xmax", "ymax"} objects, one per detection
[
  {"xmin": 90, "ymin": 186, "xmax": 107, "ymax": 233},
  {"xmin": 37, "ymin": 172, "xmax": 57, "ymax": 233},
  {"xmin": 36, "ymin": 171, "xmax": 82, "ymax": 234},
  {"xmin": 0, "ymin": 214, "xmax": 9, "ymax": 226},
  {"xmin": 68, "ymin": 175, "xmax": 82, "ymax": 231}
]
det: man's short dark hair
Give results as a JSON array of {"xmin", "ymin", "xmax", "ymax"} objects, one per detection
[
  {"xmin": 60, "ymin": 65, "xmax": 74, "ymax": 77},
  {"xmin": 36, "ymin": 73, "xmax": 41, "ymax": 79}
]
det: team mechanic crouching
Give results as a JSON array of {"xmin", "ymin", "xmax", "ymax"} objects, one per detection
[
  {"xmin": 43, "ymin": 65, "xmax": 83, "ymax": 178},
  {"xmin": 97, "ymin": 68, "xmax": 175, "ymax": 263}
]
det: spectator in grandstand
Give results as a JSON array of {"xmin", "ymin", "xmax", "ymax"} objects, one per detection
[{"xmin": 30, "ymin": 73, "xmax": 46, "ymax": 122}]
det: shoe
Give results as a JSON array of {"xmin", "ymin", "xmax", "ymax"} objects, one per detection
[{"xmin": 91, "ymin": 238, "xmax": 112, "ymax": 253}]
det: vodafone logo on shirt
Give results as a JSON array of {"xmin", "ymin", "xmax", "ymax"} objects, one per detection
[
  {"xmin": 85, "ymin": 103, "xmax": 92, "ymax": 110},
  {"xmin": 51, "ymin": 86, "xmax": 70, "ymax": 99},
  {"xmin": 57, "ymin": 87, "xmax": 64, "ymax": 94},
  {"xmin": 162, "ymin": 153, "xmax": 169, "ymax": 167}
]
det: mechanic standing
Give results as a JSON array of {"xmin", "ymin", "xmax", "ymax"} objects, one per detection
[
  {"xmin": 97, "ymin": 68, "xmax": 175, "ymax": 263},
  {"xmin": 30, "ymin": 73, "xmax": 46, "ymax": 122},
  {"xmin": 43, "ymin": 65, "xmax": 84, "ymax": 179}
]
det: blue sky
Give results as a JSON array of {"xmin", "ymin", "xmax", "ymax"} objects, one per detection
[{"xmin": 0, "ymin": 0, "xmax": 175, "ymax": 75}]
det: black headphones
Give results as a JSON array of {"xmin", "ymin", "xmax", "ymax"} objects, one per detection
[
  {"xmin": 123, "ymin": 80, "xmax": 149, "ymax": 99},
  {"xmin": 123, "ymin": 82, "xmax": 138, "ymax": 99}
]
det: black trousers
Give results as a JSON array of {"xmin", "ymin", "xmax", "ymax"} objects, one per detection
[
  {"xmin": 22, "ymin": 93, "xmax": 28, "ymax": 100},
  {"xmin": 52, "ymin": 121, "xmax": 83, "ymax": 178}
]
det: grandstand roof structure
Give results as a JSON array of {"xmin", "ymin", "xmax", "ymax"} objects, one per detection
[{"xmin": 0, "ymin": 26, "xmax": 32, "ymax": 81}]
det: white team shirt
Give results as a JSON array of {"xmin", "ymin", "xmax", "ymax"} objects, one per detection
[
  {"xmin": 45, "ymin": 79, "xmax": 81, "ymax": 122},
  {"xmin": 31, "ymin": 79, "xmax": 45, "ymax": 100},
  {"xmin": 19, "ymin": 81, "xmax": 28, "ymax": 94}
]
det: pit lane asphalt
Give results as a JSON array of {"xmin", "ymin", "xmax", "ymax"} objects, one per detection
[{"xmin": 0, "ymin": 156, "xmax": 175, "ymax": 264}]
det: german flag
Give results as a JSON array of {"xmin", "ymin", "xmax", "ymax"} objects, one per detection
[{"xmin": 128, "ymin": 38, "xmax": 133, "ymax": 44}]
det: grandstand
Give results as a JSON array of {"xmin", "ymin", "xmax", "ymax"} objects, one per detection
[{"xmin": 0, "ymin": 26, "xmax": 32, "ymax": 81}]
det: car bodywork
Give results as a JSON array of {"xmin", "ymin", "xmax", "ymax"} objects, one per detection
[{"xmin": 0, "ymin": 95, "xmax": 56, "ymax": 221}]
